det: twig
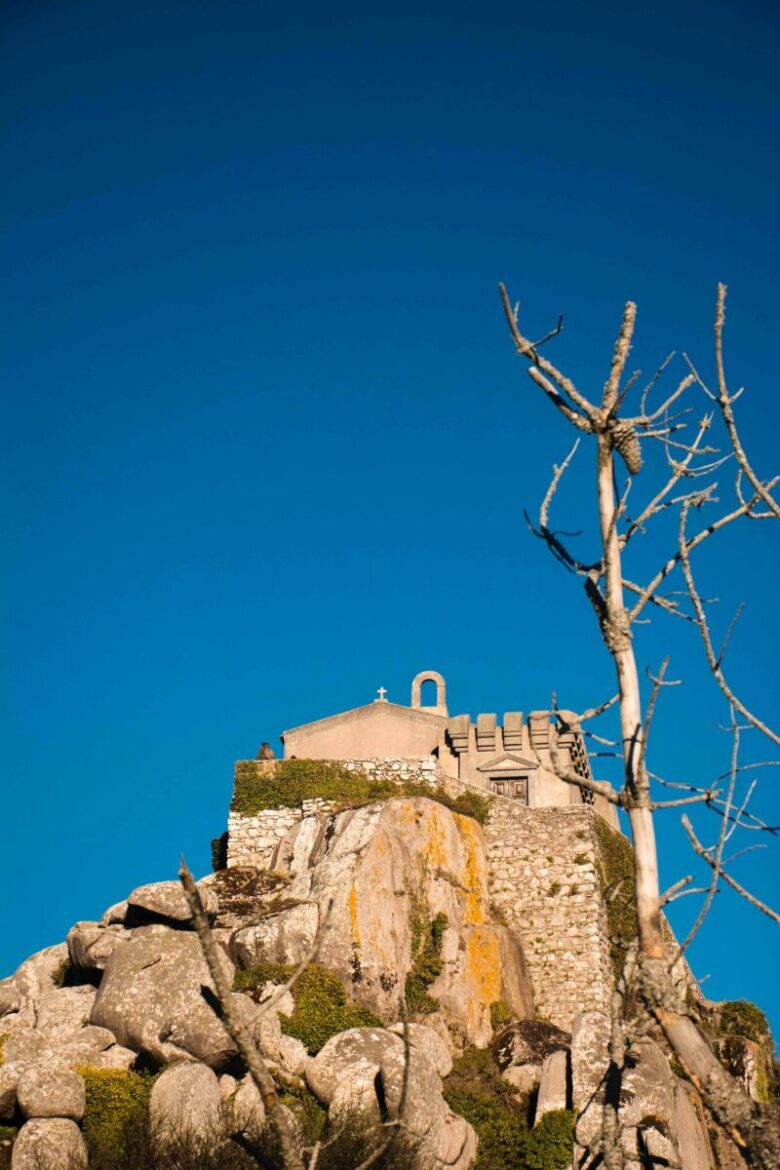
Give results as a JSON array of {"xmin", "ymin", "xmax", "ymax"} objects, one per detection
[{"xmin": 179, "ymin": 860, "xmax": 305, "ymax": 1170}]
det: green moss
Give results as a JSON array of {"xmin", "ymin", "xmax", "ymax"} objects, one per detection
[
  {"xmin": 234, "ymin": 961, "xmax": 295, "ymax": 993},
  {"xmin": 78, "ymin": 1068, "xmax": 155, "ymax": 1168},
  {"xmin": 443, "ymin": 1047, "xmax": 528, "ymax": 1170},
  {"xmin": 405, "ymin": 908, "xmax": 448, "ymax": 1015},
  {"xmin": 236, "ymin": 962, "xmax": 380, "ymax": 1055},
  {"xmin": 490, "ymin": 1000, "xmax": 513, "ymax": 1030},
  {"xmin": 573, "ymin": 852, "xmax": 589, "ymax": 865},
  {"xmin": 593, "ymin": 816, "xmax": 638, "ymax": 978},
  {"xmin": 231, "ymin": 759, "xmax": 492, "ymax": 824},
  {"xmin": 718, "ymin": 1000, "xmax": 771, "ymax": 1044},
  {"xmin": 524, "ymin": 1110, "xmax": 575, "ymax": 1170}
]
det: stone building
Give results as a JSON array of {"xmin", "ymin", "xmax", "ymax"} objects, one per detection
[{"xmin": 281, "ymin": 669, "xmax": 618, "ymax": 828}]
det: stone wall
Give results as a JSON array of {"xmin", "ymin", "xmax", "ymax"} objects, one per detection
[
  {"xmin": 227, "ymin": 756, "xmax": 441, "ymax": 869},
  {"xmin": 484, "ymin": 799, "xmax": 614, "ymax": 1029},
  {"xmin": 227, "ymin": 805, "xmax": 302, "ymax": 869}
]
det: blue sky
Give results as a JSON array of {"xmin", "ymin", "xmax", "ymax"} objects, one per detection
[{"xmin": 2, "ymin": 1, "xmax": 778, "ymax": 1030}]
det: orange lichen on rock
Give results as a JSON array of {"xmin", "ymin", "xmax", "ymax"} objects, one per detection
[
  {"xmin": 348, "ymin": 881, "xmax": 361, "ymax": 947},
  {"xmin": 422, "ymin": 802, "xmax": 448, "ymax": 870},
  {"xmin": 455, "ymin": 813, "xmax": 486, "ymax": 926},
  {"xmin": 464, "ymin": 925, "xmax": 503, "ymax": 1035}
]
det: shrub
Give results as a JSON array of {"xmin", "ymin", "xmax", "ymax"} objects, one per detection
[
  {"xmin": 78, "ymin": 1068, "xmax": 156, "ymax": 1169},
  {"xmin": 236, "ymin": 962, "xmax": 380, "ymax": 1055},
  {"xmin": 524, "ymin": 1110, "xmax": 575, "ymax": 1170},
  {"xmin": 233, "ymin": 962, "xmax": 295, "ymax": 995},
  {"xmin": 282, "ymin": 965, "xmax": 381, "ymax": 1054},
  {"xmin": 490, "ymin": 1000, "xmax": 513, "ymax": 1030},
  {"xmin": 443, "ymin": 1046, "xmax": 528, "ymax": 1170},
  {"xmin": 405, "ymin": 908, "xmax": 448, "ymax": 1015},
  {"xmin": 718, "ymin": 1000, "xmax": 771, "ymax": 1044}
]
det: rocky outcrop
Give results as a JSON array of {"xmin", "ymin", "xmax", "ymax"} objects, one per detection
[
  {"xmin": 234, "ymin": 798, "xmax": 534, "ymax": 1045},
  {"xmin": 0, "ymin": 792, "xmax": 760, "ymax": 1170},
  {"xmin": 125, "ymin": 880, "xmax": 218, "ymax": 928}
]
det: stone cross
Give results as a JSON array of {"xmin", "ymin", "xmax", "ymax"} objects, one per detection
[{"xmin": 376, "ymin": 687, "xmax": 388, "ymax": 702}]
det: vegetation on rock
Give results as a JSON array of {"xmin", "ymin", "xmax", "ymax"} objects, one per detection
[
  {"xmin": 405, "ymin": 907, "xmax": 448, "ymax": 1015},
  {"xmin": 523, "ymin": 1110, "xmax": 575, "ymax": 1170},
  {"xmin": 443, "ymin": 1046, "xmax": 529, "ymax": 1170},
  {"xmin": 234, "ymin": 962, "xmax": 380, "ymax": 1054},
  {"xmin": 490, "ymin": 1000, "xmax": 513, "ymax": 1031},
  {"xmin": 78, "ymin": 1068, "xmax": 156, "ymax": 1169},
  {"xmin": 232, "ymin": 759, "xmax": 492, "ymax": 823},
  {"xmin": 592, "ymin": 815, "xmax": 637, "ymax": 978},
  {"xmin": 718, "ymin": 1000, "xmax": 771, "ymax": 1044}
]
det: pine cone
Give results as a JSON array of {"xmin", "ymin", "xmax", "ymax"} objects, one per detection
[{"xmin": 611, "ymin": 419, "xmax": 642, "ymax": 475}]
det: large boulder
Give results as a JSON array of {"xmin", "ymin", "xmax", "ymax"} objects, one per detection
[
  {"xmin": 91, "ymin": 930, "xmax": 236, "ymax": 1068},
  {"xmin": 229, "ymin": 1075, "xmax": 266, "ymax": 1138},
  {"xmin": 534, "ymin": 1049, "xmax": 569, "ymax": 1121},
  {"xmin": 232, "ymin": 902, "xmax": 319, "ymax": 968},
  {"xmin": 126, "ymin": 880, "xmax": 217, "ymax": 927},
  {"xmin": 306, "ymin": 1027, "xmax": 475, "ymax": 1170},
  {"xmin": 388, "ymin": 1022, "xmax": 453, "ymax": 1077},
  {"xmin": 16, "ymin": 1067, "xmax": 85, "ymax": 1121},
  {"xmin": 245, "ymin": 798, "xmax": 533, "ymax": 1045},
  {"xmin": 66, "ymin": 923, "xmax": 125, "ymax": 973},
  {"xmin": 11, "ymin": 1118, "xmax": 87, "ymax": 1170},
  {"xmin": 149, "ymin": 1062, "xmax": 222, "ymax": 1148}
]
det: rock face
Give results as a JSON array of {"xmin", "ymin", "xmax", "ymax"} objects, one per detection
[
  {"xmin": 91, "ymin": 931, "xmax": 236, "ymax": 1068},
  {"xmin": 11, "ymin": 1118, "xmax": 88, "ymax": 1170},
  {"xmin": 234, "ymin": 798, "xmax": 534, "ymax": 1045},
  {"xmin": 569, "ymin": 1011, "xmax": 715, "ymax": 1169}
]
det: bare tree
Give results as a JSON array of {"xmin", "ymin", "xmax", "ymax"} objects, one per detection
[{"xmin": 499, "ymin": 282, "xmax": 780, "ymax": 1168}]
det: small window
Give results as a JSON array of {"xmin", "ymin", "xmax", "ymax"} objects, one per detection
[{"xmin": 488, "ymin": 774, "xmax": 528, "ymax": 803}]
